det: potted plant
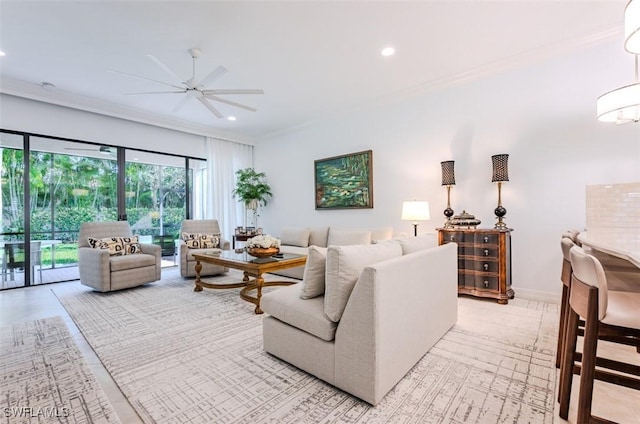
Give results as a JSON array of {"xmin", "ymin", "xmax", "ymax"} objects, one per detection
[{"xmin": 232, "ymin": 168, "xmax": 272, "ymax": 229}]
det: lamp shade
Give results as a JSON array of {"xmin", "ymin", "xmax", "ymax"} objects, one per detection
[
  {"xmin": 441, "ymin": 160, "xmax": 455, "ymax": 186},
  {"xmin": 401, "ymin": 201, "xmax": 430, "ymax": 221},
  {"xmin": 596, "ymin": 82, "xmax": 640, "ymax": 123},
  {"xmin": 491, "ymin": 154, "xmax": 509, "ymax": 182},
  {"xmin": 625, "ymin": 0, "xmax": 640, "ymax": 54}
]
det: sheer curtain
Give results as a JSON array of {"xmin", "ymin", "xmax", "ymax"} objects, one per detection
[{"xmin": 206, "ymin": 137, "xmax": 253, "ymax": 241}]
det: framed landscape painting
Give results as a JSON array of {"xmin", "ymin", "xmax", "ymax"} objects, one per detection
[{"xmin": 315, "ymin": 150, "xmax": 373, "ymax": 209}]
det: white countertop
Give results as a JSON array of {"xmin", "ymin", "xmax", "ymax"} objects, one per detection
[{"xmin": 578, "ymin": 231, "xmax": 640, "ymax": 268}]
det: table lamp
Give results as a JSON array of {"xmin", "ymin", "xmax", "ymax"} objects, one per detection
[
  {"xmin": 491, "ymin": 154, "xmax": 509, "ymax": 229},
  {"xmin": 441, "ymin": 160, "xmax": 455, "ymax": 228},
  {"xmin": 401, "ymin": 201, "xmax": 430, "ymax": 236}
]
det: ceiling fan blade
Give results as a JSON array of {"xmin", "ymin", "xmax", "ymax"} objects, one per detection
[
  {"xmin": 197, "ymin": 97, "xmax": 224, "ymax": 118},
  {"xmin": 108, "ymin": 69, "xmax": 185, "ymax": 90},
  {"xmin": 146, "ymin": 54, "xmax": 187, "ymax": 87},
  {"xmin": 204, "ymin": 95, "xmax": 257, "ymax": 112},
  {"xmin": 202, "ymin": 89, "xmax": 264, "ymax": 95},
  {"xmin": 172, "ymin": 95, "xmax": 192, "ymax": 113},
  {"xmin": 197, "ymin": 65, "xmax": 228, "ymax": 89},
  {"xmin": 125, "ymin": 90, "xmax": 186, "ymax": 95}
]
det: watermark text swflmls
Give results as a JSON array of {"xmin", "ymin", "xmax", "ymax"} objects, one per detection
[{"xmin": 3, "ymin": 406, "xmax": 70, "ymax": 418}]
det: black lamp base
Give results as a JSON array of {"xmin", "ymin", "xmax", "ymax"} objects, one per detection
[{"xmin": 494, "ymin": 205, "xmax": 507, "ymax": 229}]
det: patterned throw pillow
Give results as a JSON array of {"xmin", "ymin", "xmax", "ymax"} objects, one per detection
[
  {"xmin": 87, "ymin": 236, "xmax": 141, "ymax": 256},
  {"xmin": 181, "ymin": 232, "xmax": 221, "ymax": 249}
]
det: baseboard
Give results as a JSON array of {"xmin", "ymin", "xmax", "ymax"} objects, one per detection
[{"xmin": 512, "ymin": 287, "xmax": 561, "ymax": 304}]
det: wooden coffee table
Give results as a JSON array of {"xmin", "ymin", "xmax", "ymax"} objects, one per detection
[{"xmin": 192, "ymin": 250, "xmax": 306, "ymax": 314}]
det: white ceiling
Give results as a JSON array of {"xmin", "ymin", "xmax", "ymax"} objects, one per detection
[{"xmin": 0, "ymin": 1, "xmax": 628, "ymax": 142}]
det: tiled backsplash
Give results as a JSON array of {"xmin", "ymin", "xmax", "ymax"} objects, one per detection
[{"xmin": 586, "ymin": 182, "xmax": 640, "ymax": 242}]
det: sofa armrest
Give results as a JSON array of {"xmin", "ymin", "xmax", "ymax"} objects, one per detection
[
  {"xmin": 78, "ymin": 247, "xmax": 111, "ymax": 292},
  {"xmin": 334, "ymin": 243, "xmax": 458, "ymax": 405}
]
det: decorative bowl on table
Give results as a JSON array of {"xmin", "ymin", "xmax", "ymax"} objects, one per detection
[{"xmin": 246, "ymin": 247, "xmax": 280, "ymax": 258}]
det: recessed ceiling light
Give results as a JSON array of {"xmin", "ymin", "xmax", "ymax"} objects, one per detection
[
  {"xmin": 381, "ymin": 46, "xmax": 395, "ymax": 57},
  {"xmin": 0, "ymin": 50, "xmax": 5, "ymax": 57},
  {"xmin": 227, "ymin": 116, "xmax": 237, "ymax": 121}
]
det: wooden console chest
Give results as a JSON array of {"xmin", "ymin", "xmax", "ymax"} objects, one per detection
[{"xmin": 437, "ymin": 228, "xmax": 514, "ymax": 304}]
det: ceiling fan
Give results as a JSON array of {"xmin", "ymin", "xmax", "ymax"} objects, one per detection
[{"xmin": 110, "ymin": 48, "xmax": 264, "ymax": 119}]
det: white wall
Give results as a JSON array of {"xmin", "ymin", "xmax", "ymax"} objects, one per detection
[
  {"xmin": 255, "ymin": 41, "xmax": 640, "ymax": 302},
  {"xmin": 0, "ymin": 95, "xmax": 208, "ymax": 158}
]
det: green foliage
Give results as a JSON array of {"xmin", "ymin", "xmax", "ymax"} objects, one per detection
[{"xmin": 232, "ymin": 168, "xmax": 272, "ymax": 207}]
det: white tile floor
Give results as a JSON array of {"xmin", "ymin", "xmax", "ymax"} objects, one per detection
[{"xmin": 1, "ymin": 281, "xmax": 638, "ymax": 424}]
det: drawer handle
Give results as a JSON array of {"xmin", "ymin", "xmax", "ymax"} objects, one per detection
[
  {"xmin": 483, "ymin": 263, "xmax": 489, "ymax": 271},
  {"xmin": 484, "ymin": 249, "xmax": 489, "ymax": 256},
  {"xmin": 484, "ymin": 280, "xmax": 489, "ymax": 288},
  {"xmin": 483, "ymin": 236, "xmax": 489, "ymax": 243},
  {"xmin": 450, "ymin": 235, "xmax": 455, "ymax": 241}
]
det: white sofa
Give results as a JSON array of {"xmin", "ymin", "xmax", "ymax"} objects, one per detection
[
  {"xmin": 274, "ymin": 226, "xmax": 394, "ymax": 279},
  {"xmin": 261, "ymin": 236, "xmax": 457, "ymax": 405}
]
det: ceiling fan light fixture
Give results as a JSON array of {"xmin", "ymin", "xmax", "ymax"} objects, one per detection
[
  {"xmin": 227, "ymin": 116, "xmax": 237, "ymax": 121},
  {"xmin": 596, "ymin": 82, "xmax": 640, "ymax": 123},
  {"xmin": 625, "ymin": 0, "xmax": 640, "ymax": 54}
]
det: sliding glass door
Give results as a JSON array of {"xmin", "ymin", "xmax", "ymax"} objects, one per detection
[
  {"xmin": 0, "ymin": 133, "xmax": 26, "ymax": 289},
  {"xmin": 125, "ymin": 151, "xmax": 187, "ymax": 263},
  {"xmin": 0, "ymin": 129, "xmax": 205, "ymax": 289}
]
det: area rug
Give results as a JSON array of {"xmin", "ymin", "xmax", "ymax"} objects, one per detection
[
  {"xmin": 0, "ymin": 316, "xmax": 121, "ymax": 423},
  {"xmin": 54, "ymin": 269, "xmax": 559, "ymax": 423}
]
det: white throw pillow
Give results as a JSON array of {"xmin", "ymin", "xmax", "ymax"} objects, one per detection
[
  {"xmin": 300, "ymin": 246, "xmax": 328, "ymax": 299},
  {"xmin": 280, "ymin": 227, "xmax": 311, "ymax": 247},
  {"xmin": 397, "ymin": 234, "xmax": 437, "ymax": 255},
  {"xmin": 327, "ymin": 228, "xmax": 372, "ymax": 246},
  {"xmin": 324, "ymin": 240, "xmax": 402, "ymax": 322}
]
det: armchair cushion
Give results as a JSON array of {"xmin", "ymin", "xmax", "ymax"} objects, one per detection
[
  {"xmin": 110, "ymin": 252, "xmax": 157, "ymax": 272},
  {"xmin": 87, "ymin": 236, "xmax": 142, "ymax": 256},
  {"xmin": 396, "ymin": 234, "xmax": 437, "ymax": 255},
  {"xmin": 324, "ymin": 240, "xmax": 402, "ymax": 322},
  {"xmin": 181, "ymin": 232, "xmax": 221, "ymax": 249},
  {"xmin": 185, "ymin": 247, "xmax": 223, "ymax": 261}
]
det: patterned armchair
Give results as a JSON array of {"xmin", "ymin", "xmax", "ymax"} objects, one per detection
[
  {"xmin": 179, "ymin": 219, "xmax": 230, "ymax": 278},
  {"xmin": 78, "ymin": 221, "xmax": 161, "ymax": 292}
]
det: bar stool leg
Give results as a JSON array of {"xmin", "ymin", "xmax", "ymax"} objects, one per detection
[
  {"xmin": 556, "ymin": 284, "xmax": 569, "ymax": 369},
  {"xmin": 577, "ymin": 302, "xmax": 599, "ymax": 424},
  {"xmin": 559, "ymin": 306, "xmax": 580, "ymax": 419}
]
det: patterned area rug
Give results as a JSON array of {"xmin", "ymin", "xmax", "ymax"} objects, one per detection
[
  {"xmin": 0, "ymin": 316, "xmax": 121, "ymax": 423},
  {"xmin": 54, "ymin": 269, "xmax": 558, "ymax": 423}
]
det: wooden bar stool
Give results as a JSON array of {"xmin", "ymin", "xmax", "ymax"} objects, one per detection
[{"xmin": 559, "ymin": 246, "xmax": 640, "ymax": 423}]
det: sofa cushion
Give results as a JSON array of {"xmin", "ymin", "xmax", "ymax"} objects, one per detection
[
  {"xmin": 324, "ymin": 239, "xmax": 402, "ymax": 322},
  {"xmin": 300, "ymin": 246, "xmax": 328, "ymax": 299},
  {"xmin": 371, "ymin": 226, "xmax": 394, "ymax": 242},
  {"xmin": 327, "ymin": 228, "xmax": 372, "ymax": 246},
  {"xmin": 110, "ymin": 252, "xmax": 156, "ymax": 271},
  {"xmin": 309, "ymin": 227, "xmax": 329, "ymax": 247},
  {"xmin": 262, "ymin": 284, "xmax": 337, "ymax": 341},
  {"xmin": 182, "ymin": 232, "xmax": 220, "ymax": 248},
  {"xmin": 396, "ymin": 234, "xmax": 437, "ymax": 255},
  {"xmin": 280, "ymin": 227, "xmax": 310, "ymax": 247},
  {"xmin": 186, "ymin": 248, "xmax": 223, "ymax": 261}
]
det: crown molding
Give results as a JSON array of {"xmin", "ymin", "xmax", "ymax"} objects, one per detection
[
  {"xmin": 0, "ymin": 77, "xmax": 255, "ymax": 146},
  {"xmin": 259, "ymin": 25, "xmax": 623, "ymax": 141}
]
